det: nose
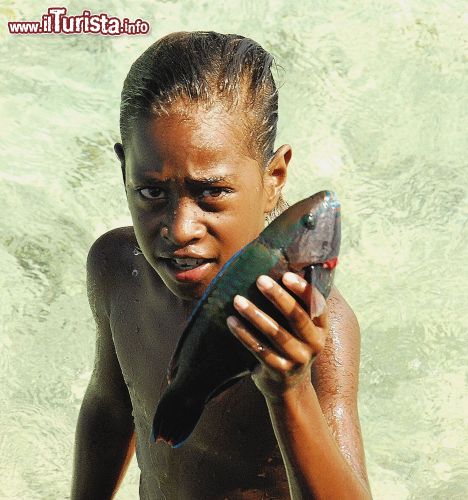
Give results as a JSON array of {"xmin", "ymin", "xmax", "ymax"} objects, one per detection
[{"xmin": 161, "ymin": 199, "xmax": 206, "ymax": 247}]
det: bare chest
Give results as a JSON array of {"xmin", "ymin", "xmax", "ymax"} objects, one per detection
[
  {"xmin": 108, "ymin": 273, "xmax": 289, "ymax": 497},
  {"xmin": 109, "ymin": 279, "xmax": 275, "ymax": 451}
]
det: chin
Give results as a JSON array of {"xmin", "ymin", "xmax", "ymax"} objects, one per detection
[
  {"xmin": 153, "ymin": 268, "xmax": 205, "ymax": 301},
  {"xmin": 164, "ymin": 280, "xmax": 205, "ymax": 302}
]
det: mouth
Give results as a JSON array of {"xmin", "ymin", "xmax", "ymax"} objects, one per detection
[
  {"xmin": 159, "ymin": 257, "xmax": 215, "ymax": 283},
  {"xmin": 169, "ymin": 257, "xmax": 209, "ymax": 270}
]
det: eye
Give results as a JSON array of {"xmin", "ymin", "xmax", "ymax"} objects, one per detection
[
  {"xmin": 302, "ymin": 213, "xmax": 317, "ymax": 229},
  {"xmin": 138, "ymin": 187, "xmax": 165, "ymax": 200},
  {"xmin": 199, "ymin": 187, "xmax": 229, "ymax": 199}
]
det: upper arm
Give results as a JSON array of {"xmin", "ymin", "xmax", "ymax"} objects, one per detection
[
  {"xmin": 85, "ymin": 231, "xmax": 132, "ymax": 413},
  {"xmin": 311, "ymin": 285, "xmax": 369, "ymax": 486}
]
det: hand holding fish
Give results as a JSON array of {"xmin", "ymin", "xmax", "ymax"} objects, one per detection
[{"xmin": 227, "ymin": 271, "xmax": 329, "ymax": 400}]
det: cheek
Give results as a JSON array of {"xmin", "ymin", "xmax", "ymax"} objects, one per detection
[
  {"xmin": 250, "ymin": 178, "xmax": 267, "ymax": 210},
  {"xmin": 129, "ymin": 207, "xmax": 145, "ymax": 230},
  {"xmin": 128, "ymin": 198, "xmax": 153, "ymax": 224},
  {"xmin": 129, "ymin": 207, "xmax": 159, "ymax": 243},
  {"xmin": 246, "ymin": 187, "xmax": 268, "ymax": 224},
  {"xmin": 238, "ymin": 175, "xmax": 265, "ymax": 210},
  {"xmin": 218, "ymin": 212, "xmax": 262, "ymax": 251}
]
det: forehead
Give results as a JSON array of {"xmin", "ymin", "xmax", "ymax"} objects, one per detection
[{"xmin": 126, "ymin": 105, "xmax": 257, "ymax": 178}]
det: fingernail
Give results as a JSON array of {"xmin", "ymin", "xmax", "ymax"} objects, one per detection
[
  {"xmin": 234, "ymin": 295, "xmax": 249, "ymax": 310},
  {"xmin": 257, "ymin": 275, "xmax": 274, "ymax": 290},
  {"xmin": 283, "ymin": 272, "xmax": 306, "ymax": 291},
  {"xmin": 227, "ymin": 316, "xmax": 239, "ymax": 329}
]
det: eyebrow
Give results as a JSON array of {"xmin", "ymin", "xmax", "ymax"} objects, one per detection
[
  {"xmin": 186, "ymin": 176, "xmax": 232, "ymax": 185},
  {"xmin": 133, "ymin": 173, "xmax": 236, "ymax": 185}
]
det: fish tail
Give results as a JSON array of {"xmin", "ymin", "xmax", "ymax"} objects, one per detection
[{"xmin": 151, "ymin": 389, "xmax": 204, "ymax": 447}]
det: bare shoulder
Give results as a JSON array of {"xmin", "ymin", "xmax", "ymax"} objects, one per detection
[
  {"xmin": 85, "ymin": 227, "xmax": 138, "ymax": 411},
  {"xmin": 312, "ymin": 284, "xmax": 361, "ymax": 400},
  {"xmin": 87, "ymin": 226, "xmax": 137, "ymax": 268},
  {"xmin": 86, "ymin": 226, "xmax": 137, "ymax": 318},
  {"xmin": 326, "ymin": 285, "xmax": 360, "ymax": 339}
]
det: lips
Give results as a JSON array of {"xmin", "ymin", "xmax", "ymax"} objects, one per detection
[
  {"xmin": 159, "ymin": 255, "xmax": 215, "ymax": 283},
  {"xmin": 170, "ymin": 257, "xmax": 208, "ymax": 270}
]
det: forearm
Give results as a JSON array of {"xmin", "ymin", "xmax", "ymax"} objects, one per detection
[
  {"xmin": 265, "ymin": 379, "xmax": 371, "ymax": 500},
  {"xmin": 71, "ymin": 393, "xmax": 136, "ymax": 500}
]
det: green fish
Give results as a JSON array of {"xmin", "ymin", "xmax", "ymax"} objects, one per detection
[{"xmin": 152, "ymin": 190, "xmax": 341, "ymax": 447}]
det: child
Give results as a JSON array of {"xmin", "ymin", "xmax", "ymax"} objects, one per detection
[{"xmin": 71, "ymin": 31, "xmax": 371, "ymax": 499}]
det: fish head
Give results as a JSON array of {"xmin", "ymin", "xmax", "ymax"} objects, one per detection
[{"xmin": 263, "ymin": 191, "xmax": 341, "ymax": 273}]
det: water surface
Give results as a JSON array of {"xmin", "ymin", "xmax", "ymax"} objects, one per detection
[{"xmin": 1, "ymin": 1, "xmax": 466, "ymax": 498}]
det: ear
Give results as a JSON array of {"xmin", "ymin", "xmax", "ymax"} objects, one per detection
[
  {"xmin": 263, "ymin": 144, "xmax": 292, "ymax": 213},
  {"xmin": 114, "ymin": 143, "xmax": 126, "ymax": 192}
]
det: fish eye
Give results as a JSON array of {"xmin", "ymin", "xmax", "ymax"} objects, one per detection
[{"xmin": 302, "ymin": 213, "xmax": 317, "ymax": 229}]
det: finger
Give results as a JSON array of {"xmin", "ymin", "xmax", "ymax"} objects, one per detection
[
  {"xmin": 256, "ymin": 275, "xmax": 322, "ymax": 350},
  {"xmin": 281, "ymin": 272, "xmax": 309, "ymax": 302},
  {"xmin": 226, "ymin": 316, "xmax": 294, "ymax": 372},
  {"xmin": 282, "ymin": 272, "xmax": 327, "ymax": 319},
  {"xmin": 232, "ymin": 295, "xmax": 310, "ymax": 363}
]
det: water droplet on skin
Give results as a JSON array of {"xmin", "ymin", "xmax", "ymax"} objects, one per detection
[{"xmin": 132, "ymin": 269, "xmax": 138, "ymax": 277}]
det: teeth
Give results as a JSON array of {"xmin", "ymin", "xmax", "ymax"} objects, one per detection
[{"xmin": 171, "ymin": 258, "xmax": 205, "ymax": 269}]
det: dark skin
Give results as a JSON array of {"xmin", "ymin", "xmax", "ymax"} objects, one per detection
[{"xmin": 71, "ymin": 102, "xmax": 371, "ymax": 499}]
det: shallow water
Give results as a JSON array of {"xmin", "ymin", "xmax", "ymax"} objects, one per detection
[{"xmin": 1, "ymin": 1, "xmax": 467, "ymax": 498}]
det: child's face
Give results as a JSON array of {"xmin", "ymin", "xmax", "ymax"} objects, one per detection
[{"xmin": 119, "ymin": 104, "xmax": 285, "ymax": 300}]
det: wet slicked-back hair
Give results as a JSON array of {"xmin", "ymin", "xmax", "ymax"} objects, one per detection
[{"xmin": 119, "ymin": 31, "xmax": 288, "ymax": 219}]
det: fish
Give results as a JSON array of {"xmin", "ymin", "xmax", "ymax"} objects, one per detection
[{"xmin": 151, "ymin": 190, "xmax": 341, "ymax": 447}]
